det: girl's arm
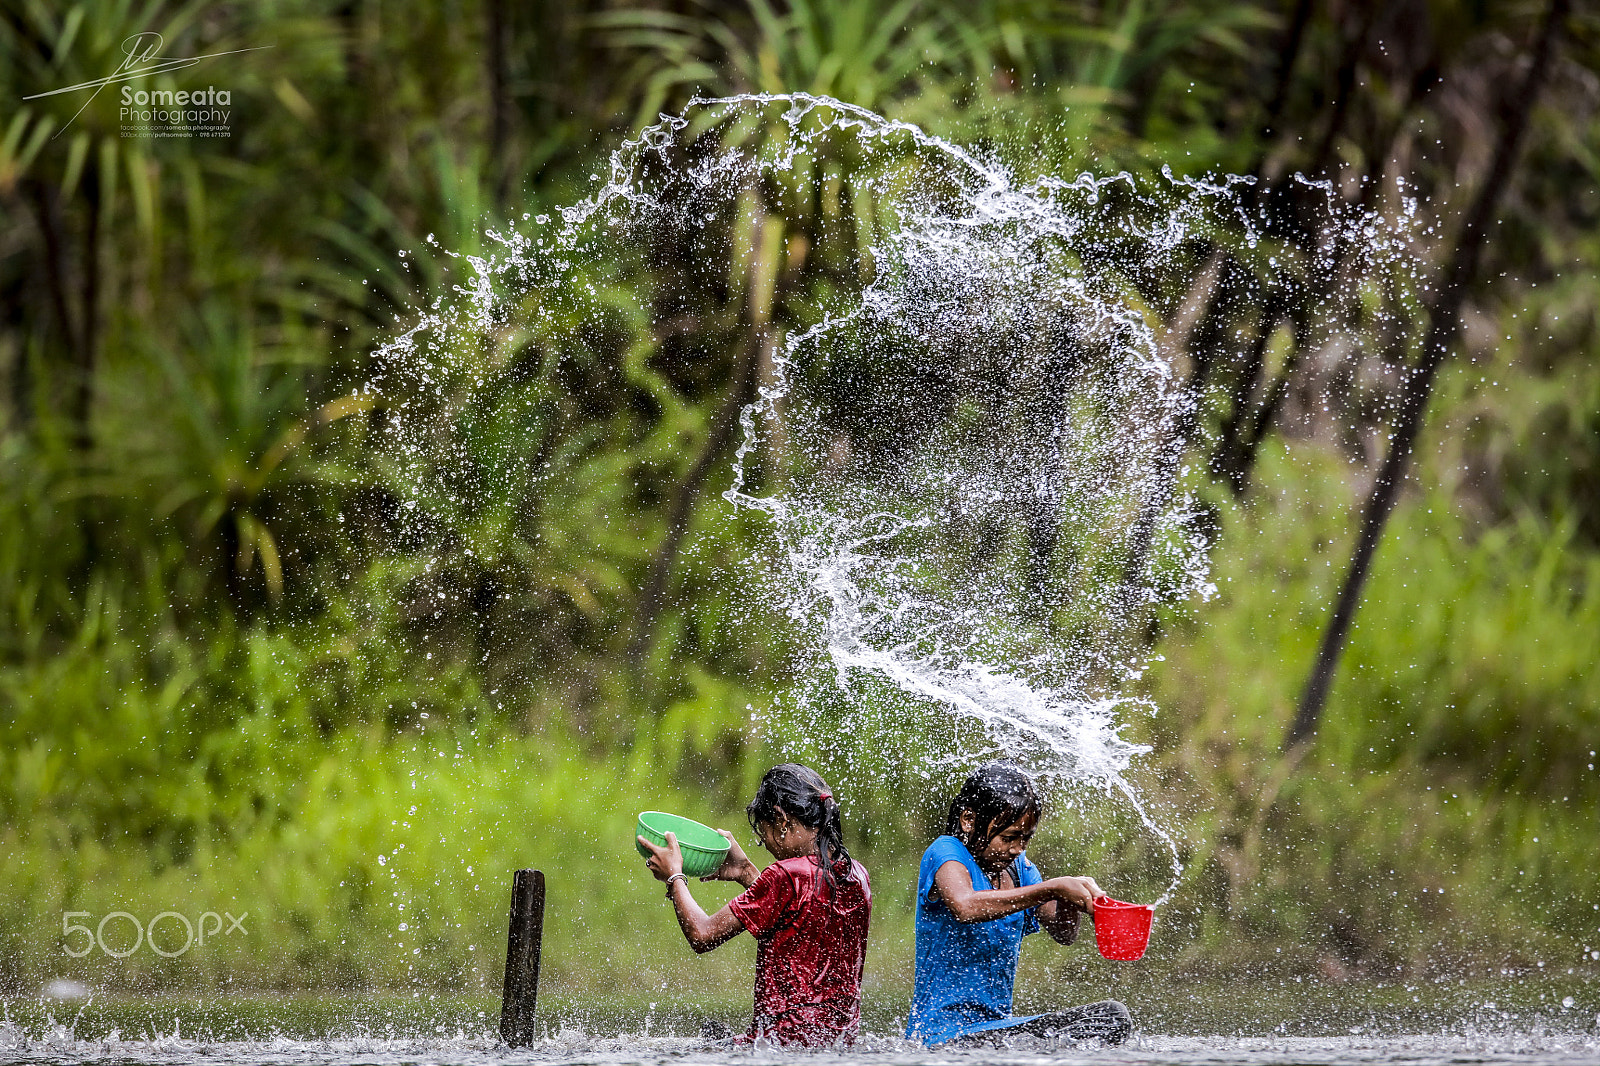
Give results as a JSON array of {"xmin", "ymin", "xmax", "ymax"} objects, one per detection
[
  {"xmin": 701, "ymin": 829, "xmax": 760, "ymax": 888},
  {"xmin": 932, "ymin": 861, "xmax": 1104, "ymax": 927},
  {"xmin": 1037, "ymin": 874, "xmax": 1104, "ymax": 943},
  {"xmin": 666, "ymin": 881, "xmax": 747, "ymax": 953},
  {"xmin": 639, "ymin": 831, "xmax": 749, "ymax": 953},
  {"xmin": 1036, "ymin": 898, "xmax": 1080, "ymax": 944}
]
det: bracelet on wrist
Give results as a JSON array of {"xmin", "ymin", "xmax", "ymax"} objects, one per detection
[{"xmin": 664, "ymin": 873, "xmax": 688, "ymax": 897}]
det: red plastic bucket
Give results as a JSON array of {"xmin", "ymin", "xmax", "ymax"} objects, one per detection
[{"xmin": 1092, "ymin": 897, "xmax": 1153, "ymax": 961}]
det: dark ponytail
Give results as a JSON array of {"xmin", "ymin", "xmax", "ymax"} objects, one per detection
[
  {"xmin": 747, "ymin": 763, "xmax": 855, "ymax": 893},
  {"xmin": 946, "ymin": 761, "xmax": 1041, "ymax": 856}
]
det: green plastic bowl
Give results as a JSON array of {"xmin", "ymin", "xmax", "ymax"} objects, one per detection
[{"xmin": 634, "ymin": 811, "xmax": 731, "ymax": 878}]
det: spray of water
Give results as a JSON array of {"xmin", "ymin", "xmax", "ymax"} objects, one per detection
[{"xmin": 370, "ymin": 93, "xmax": 1414, "ymax": 905}]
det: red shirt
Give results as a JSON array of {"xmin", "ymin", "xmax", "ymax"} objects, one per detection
[{"xmin": 727, "ymin": 855, "xmax": 872, "ymax": 1046}]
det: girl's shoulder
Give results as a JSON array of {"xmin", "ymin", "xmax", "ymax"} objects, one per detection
[
  {"xmin": 762, "ymin": 855, "xmax": 871, "ymax": 906},
  {"xmin": 767, "ymin": 855, "xmax": 821, "ymax": 879},
  {"xmin": 921, "ymin": 834, "xmax": 973, "ymax": 865},
  {"xmin": 918, "ymin": 836, "xmax": 977, "ymax": 884},
  {"xmin": 766, "ymin": 854, "xmax": 869, "ymax": 884}
]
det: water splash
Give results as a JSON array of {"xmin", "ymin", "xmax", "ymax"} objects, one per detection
[
  {"xmin": 369, "ymin": 93, "xmax": 1415, "ymax": 904},
  {"xmin": 677, "ymin": 95, "xmax": 1240, "ymax": 900}
]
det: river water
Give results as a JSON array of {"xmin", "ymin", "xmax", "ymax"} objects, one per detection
[
  {"xmin": 5, "ymin": 988, "xmax": 1597, "ymax": 1066},
  {"xmin": 4, "ymin": 1032, "xmax": 1600, "ymax": 1066}
]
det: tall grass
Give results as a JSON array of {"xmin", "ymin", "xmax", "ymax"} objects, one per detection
[{"xmin": 1137, "ymin": 436, "xmax": 1600, "ymax": 979}]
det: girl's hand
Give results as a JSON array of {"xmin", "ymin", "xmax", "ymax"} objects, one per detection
[
  {"xmin": 702, "ymin": 829, "xmax": 760, "ymax": 888},
  {"xmin": 1049, "ymin": 875, "xmax": 1106, "ymax": 913},
  {"xmin": 637, "ymin": 831, "xmax": 684, "ymax": 882}
]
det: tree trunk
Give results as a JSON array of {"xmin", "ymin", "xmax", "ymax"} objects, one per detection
[
  {"xmin": 1114, "ymin": 254, "xmax": 1227, "ymax": 624},
  {"xmin": 27, "ymin": 181, "xmax": 80, "ymax": 402},
  {"xmin": 626, "ymin": 210, "xmax": 784, "ymax": 674},
  {"xmin": 1208, "ymin": 2, "xmax": 1371, "ymax": 490},
  {"xmin": 1219, "ymin": 48, "xmax": 1443, "ymax": 496},
  {"xmin": 1260, "ymin": 0, "xmax": 1315, "ymax": 142},
  {"xmin": 624, "ymin": 333, "xmax": 757, "ymax": 671},
  {"xmin": 1286, "ymin": 0, "xmax": 1570, "ymax": 748},
  {"xmin": 1227, "ymin": 301, "xmax": 1309, "ymax": 491},
  {"xmin": 486, "ymin": 0, "xmax": 511, "ymax": 204},
  {"xmin": 1307, "ymin": 0, "xmax": 1377, "ymax": 178},
  {"xmin": 1211, "ymin": 288, "xmax": 1285, "ymax": 488},
  {"xmin": 73, "ymin": 164, "xmax": 100, "ymax": 454}
]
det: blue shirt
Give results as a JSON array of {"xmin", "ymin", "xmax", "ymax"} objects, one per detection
[{"xmin": 905, "ymin": 835, "xmax": 1044, "ymax": 1045}]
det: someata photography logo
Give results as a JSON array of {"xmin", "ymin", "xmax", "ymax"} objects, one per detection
[{"xmin": 22, "ymin": 31, "xmax": 269, "ymax": 140}]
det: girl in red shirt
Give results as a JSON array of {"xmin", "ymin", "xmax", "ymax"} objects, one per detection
[{"xmin": 637, "ymin": 764, "xmax": 871, "ymax": 1046}]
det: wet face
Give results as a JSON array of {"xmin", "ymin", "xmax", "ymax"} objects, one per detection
[
  {"xmin": 753, "ymin": 818, "xmax": 778, "ymax": 854},
  {"xmin": 754, "ymin": 807, "xmax": 813, "ymax": 860},
  {"xmin": 960, "ymin": 809, "xmax": 1037, "ymax": 877}
]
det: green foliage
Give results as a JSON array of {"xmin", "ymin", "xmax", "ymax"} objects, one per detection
[
  {"xmin": 1, "ymin": 0, "xmax": 1598, "ymax": 1001},
  {"xmin": 1137, "ymin": 433, "xmax": 1600, "ymax": 977}
]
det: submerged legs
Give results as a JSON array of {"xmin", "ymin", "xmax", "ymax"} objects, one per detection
[{"xmin": 1020, "ymin": 1000, "xmax": 1134, "ymax": 1045}]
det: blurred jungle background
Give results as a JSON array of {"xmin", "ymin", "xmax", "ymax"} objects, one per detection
[{"xmin": 1, "ymin": 0, "xmax": 1597, "ymax": 1029}]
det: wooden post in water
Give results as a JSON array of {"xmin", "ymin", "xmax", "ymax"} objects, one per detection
[{"xmin": 499, "ymin": 868, "xmax": 544, "ymax": 1047}]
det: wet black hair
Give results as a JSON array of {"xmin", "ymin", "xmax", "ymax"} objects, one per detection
[
  {"xmin": 747, "ymin": 763, "xmax": 855, "ymax": 893},
  {"xmin": 945, "ymin": 761, "xmax": 1042, "ymax": 859}
]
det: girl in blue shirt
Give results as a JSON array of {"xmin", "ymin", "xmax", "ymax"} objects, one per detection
[{"xmin": 906, "ymin": 762, "xmax": 1133, "ymax": 1046}]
